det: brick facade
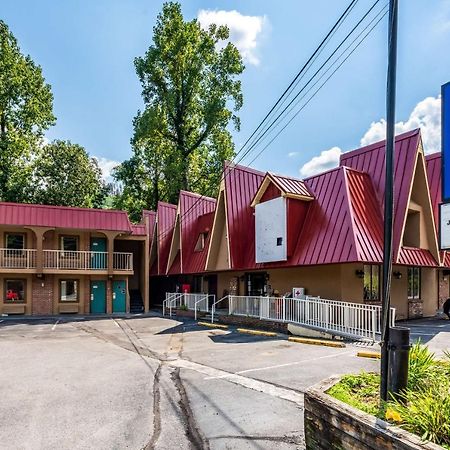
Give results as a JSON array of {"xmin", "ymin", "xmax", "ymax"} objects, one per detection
[
  {"xmin": 438, "ymin": 271, "xmax": 449, "ymax": 310},
  {"xmin": 32, "ymin": 275, "xmax": 54, "ymax": 315},
  {"xmin": 408, "ymin": 300, "xmax": 423, "ymax": 319}
]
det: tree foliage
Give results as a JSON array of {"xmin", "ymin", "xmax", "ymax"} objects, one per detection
[
  {"xmin": 0, "ymin": 20, "xmax": 55, "ymax": 202},
  {"xmin": 33, "ymin": 140, "xmax": 108, "ymax": 208},
  {"xmin": 114, "ymin": 2, "xmax": 244, "ymax": 218}
]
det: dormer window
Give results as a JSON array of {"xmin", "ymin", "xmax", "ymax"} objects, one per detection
[
  {"xmin": 276, "ymin": 237, "xmax": 283, "ymax": 246},
  {"xmin": 195, "ymin": 232, "xmax": 208, "ymax": 252},
  {"xmin": 403, "ymin": 209, "xmax": 420, "ymax": 247}
]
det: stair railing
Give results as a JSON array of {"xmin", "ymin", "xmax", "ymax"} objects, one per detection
[{"xmin": 211, "ymin": 295, "xmax": 229, "ymax": 323}]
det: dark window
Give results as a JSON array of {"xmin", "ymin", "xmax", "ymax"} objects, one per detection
[
  {"xmin": 408, "ymin": 267, "xmax": 421, "ymax": 300},
  {"xmin": 60, "ymin": 280, "xmax": 79, "ymax": 302},
  {"xmin": 61, "ymin": 236, "xmax": 78, "ymax": 252},
  {"xmin": 276, "ymin": 237, "xmax": 283, "ymax": 246},
  {"xmin": 5, "ymin": 279, "xmax": 26, "ymax": 303},
  {"xmin": 6, "ymin": 234, "xmax": 25, "ymax": 250},
  {"xmin": 363, "ymin": 265, "xmax": 380, "ymax": 301},
  {"xmin": 194, "ymin": 232, "xmax": 208, "ymax": 252}
]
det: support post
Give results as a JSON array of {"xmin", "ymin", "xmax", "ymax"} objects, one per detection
[{"xmin": 381, "ymin": 0, "xmax": 399, "ymax": 402}]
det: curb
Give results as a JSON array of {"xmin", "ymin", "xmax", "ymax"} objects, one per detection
[
  {"xmin": 197, "ymin": 321, "xmax": 229, "ymax": 329},
  {"xmin": 357, "ymin": 351, "xmax": 381, "ymax": 359},
  {"xmin": 237, "ymin": 328, "xmax": 278, "ymax": 337},
  {"xmin": 288, "ymin": 336, "xmax": 346, "ymax": 348}
]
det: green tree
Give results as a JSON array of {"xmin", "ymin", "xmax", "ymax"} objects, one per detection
[
  {"xmin": 33, "ymin": 140, "xmax": 108, "ymax": 208},
  {"xmin": 0, "ymin": 20, "xmax": 55, "ymax": 202},
  {"xmin": 116, "ymin": 1, "xmax": 244, "ymax": 214}
]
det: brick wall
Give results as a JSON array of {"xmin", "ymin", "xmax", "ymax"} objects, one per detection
[
  {"xmin": 32, "ymin": 275, "xmax": 54, "ymax": 315},
  {"xmin": 408, "ymin": 300, "xmax": 423, "ymax": 319}
]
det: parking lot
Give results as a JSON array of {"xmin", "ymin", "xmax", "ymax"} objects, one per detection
[{"xmin": 0, "ymin": 315, "xmax": 381, "ymax": 450}]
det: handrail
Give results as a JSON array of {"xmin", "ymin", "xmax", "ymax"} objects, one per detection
[
  {"xmin": 194, "ymin": 294, "xmax": 214, "ymax": 320},
  {"xmin": 163, "ymin": 292, "xmax": 183, "ymax": 316},
  {"xmin": 211, "ymin": 295, "xmax": 229, "ymax": 323}
]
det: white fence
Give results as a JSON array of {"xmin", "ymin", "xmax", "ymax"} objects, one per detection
[
  {"xmin": 213, "ymin": 295, "xmax": 396, "ymax": 341},
  {"xmin": 0, "ymin": 249, "xmax": 37, "ymax": 269},
  {"xmin": 163, "ymin": 293, "xmax": 213, "ymax": 319}
]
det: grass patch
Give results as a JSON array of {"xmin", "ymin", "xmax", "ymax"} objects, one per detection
[{"xmin": 327, "ymin": 342, "xmax": 450, "ymax": 448}]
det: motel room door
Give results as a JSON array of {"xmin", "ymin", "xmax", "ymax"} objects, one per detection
[
  {"xmin": 90, "ymin": 237, "xmax": 107, "ymax": 269},
  {"xmin": 90, "ymin": 280, "xmax": 106, "ymax": 313},
  {"xmin": 113, "ymin": 280, "xmax": 126, "ymax": 313}
]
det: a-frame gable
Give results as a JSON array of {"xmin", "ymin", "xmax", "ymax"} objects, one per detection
[
  {"xmin": 398, "ymin": 140, "xmax": 440, "ymax": 263},
  {"xmin": 166, "ymin": 206, "xmax": 181, "ymax": 274},
  {"xmin": 205, "ymin": 183, "xmax": 231, "ymax": 271}
]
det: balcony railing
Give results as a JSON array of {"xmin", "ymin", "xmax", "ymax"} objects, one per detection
[
  {"xmin": 0, "ymin": 249, "xmax": 37, "ymax": 269},
  {"xmin": 0, "ymin": 249, "xmax": 133, "ymax": 272},
  {"xmin": 43, "ymin": 250, "xmax": 133, "ymax": 271}
]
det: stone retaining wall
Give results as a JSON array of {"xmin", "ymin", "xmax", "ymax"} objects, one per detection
[{"xmin": 304, "ymin": 376, "xmax": 443, "ymax": 450}]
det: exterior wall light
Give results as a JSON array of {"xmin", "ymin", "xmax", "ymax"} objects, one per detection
[
  {"xmin": 393, "ymin": 271, "xmax": 402, "ymax": 279},
  {"xmin": 355, "ymin": 269, "xmax": 364, "ymax": 279}
]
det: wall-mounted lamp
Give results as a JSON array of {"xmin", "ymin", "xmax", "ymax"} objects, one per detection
[
  {"xmin": 355, "ymin": 269, "xmax": 364, "ymax": 279},
  {"xmin": 393, "ymin": 271, "xmax": 402, "ymax": 280}
]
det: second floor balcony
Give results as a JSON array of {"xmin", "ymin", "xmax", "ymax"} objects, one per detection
[{"xmin": 0, "ymin": 249, "xmax": 133, "ymax": 273}]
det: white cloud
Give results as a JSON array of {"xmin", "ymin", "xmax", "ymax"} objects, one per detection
[
  {"xmin": 360, "ymin": 95, "xmax": 441, "ymax": 154},
  {"xmin": 288, "ymin": 151, "xmax": 299, "ymax": 157},
  {"xmin": 197, "ymin": 9, "xmax": 267, "ymax": 65},
  {"xmin": 93, "ymin": 156, "xmax": 120, "ymax": 182},
  {"xmin": 299, "ymin": 146, "xmax": 342, "ymax": 178}
]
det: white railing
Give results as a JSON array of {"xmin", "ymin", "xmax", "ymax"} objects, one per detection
[
  {"xmin": 113, "ymin": 252, "xmax": 133, "ymax": 271},
  {"xmin": 43, "ymin": 250, "xmax": 132, "ymax": 271},
  {"xmin": 0, "ymin": 248, "xmax": 37, "ymax": 269},
  {"xmin": 215, "ymin": 294, "xmax": 395, "ymax": 342},
  {"xmin": 163, "ymin": 292, "xmax": 212, "ymax": 319}
]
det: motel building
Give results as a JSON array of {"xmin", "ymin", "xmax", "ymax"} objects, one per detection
[
  {"xmin": 0, "ymin": 128, "xmax": 449, "ymax": 321},
  {"xmin": 0, "ymin": 204, "xmax": 152, "ymax": 315},
  {"xmin": 150, "ymin": 129, "xmax": 448, "ymax": 322}
]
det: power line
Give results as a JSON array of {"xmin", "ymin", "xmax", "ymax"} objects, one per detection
[{"xmin": 155, "ymin": 0, "xmax": 385, "ymax": 245}]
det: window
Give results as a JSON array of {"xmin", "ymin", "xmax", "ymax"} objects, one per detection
[
  {"xmin": 276, "ymin": 237, "xmax": 283, "ymax": 246},
  {"xmin": 408, "ymin": 267, "xmax": 421, "ymax": 300},
  {"xmin": 6, "ymin": 234, "xmax": 25, "ymax": 250},
  {"xmin": 194, "ymin": 232, "xmax": 208, "ymax": 252},
  {"xmin": 61, "ymin": 236, "xmax": 78, "ymax": 252},
  {"xmin": 363, "ymin": 265, "xmax": 380, "ymax": 301},
  {"xmin": 4, "ymin": 279, "xmax": 26, "ymax": 303},
  {"xmin": 60, "ymin": 280, "xmax": 79, "ymax": 302}
]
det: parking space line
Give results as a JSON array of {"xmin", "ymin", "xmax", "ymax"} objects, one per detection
[
  {"xmin": 203, "ymin": 349, "xmax": 354, "ymax": 380},
  {"xmin": 51, "ymin": 320, "xmax": 60, "ymax": 331}
]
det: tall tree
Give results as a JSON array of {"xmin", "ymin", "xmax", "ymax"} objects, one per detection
[
  {"xmin": 115, "ymin": 1, "xmax": 244, "ymax": 214},
  {"xmin": 0, "ymin": 20, "xmax": 55, "ymax": 202},
  {"xmin": 33, "ymin": 140, "xmax": 108, "ymax": 208}
]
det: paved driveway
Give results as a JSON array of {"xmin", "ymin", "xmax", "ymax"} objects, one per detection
[{"xmin": 0, "ymin": 315, "xmax": 378, "ymax": 450}]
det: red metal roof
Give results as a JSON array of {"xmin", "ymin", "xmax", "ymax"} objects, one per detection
[
  {"xmin": 167, "ymin": 191, "xmax": 216, "ymax": 274},
  {"xmin": 397, "ymin": 247, "xmax": 438, "ymax": 267},
  {"xmin": 157, "ymin": 202, "xmax": 177, "ymax": 275},
  {"xmin": 224, "ymin": 162, "xmax": 265, "ymax": 269},
  {"xmin": 0, "ymin": 201, "xmax": 132, "ymax": 232},
  {"xmin": 340, "ymin": 129, "xmax": 421, "ymax": 262},
  {"xmin": 269, "ymin": 173, "xmax": 314, "ymax": 199},
  {"xmin": 426, "ymin": 152, "xmax": 441, "ymax": 229}
]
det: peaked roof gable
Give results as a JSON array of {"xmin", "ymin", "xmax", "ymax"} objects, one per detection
[
  {"xmin": 340, "ymin": 129, "xmax": 421, "ymax": 262},
  {"xmin": 156, "ymin": 202, "xmax": 177, "ymax": 275},
  {"xmin": 426, "ymin": 152, "xmax": 441, "ymax": 229}
]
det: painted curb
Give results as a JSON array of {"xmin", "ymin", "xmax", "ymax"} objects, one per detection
[
  {"xmin": 197, "ymin": 321, "xmax": 229, "ymax": 329},
  {"xmin": 357, "ymin": 351, "xmax": 381, "ymax": 359},
  {"xmin": 288, "ymin": 336, "xmax": 346, "ymax": 348},
  {"xmin": 237, "ymin": 328, "xmax": 278, "ymax": 337}
]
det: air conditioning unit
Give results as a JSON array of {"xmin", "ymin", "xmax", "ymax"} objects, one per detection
[{"xmin": 292, "ymin": 287, "xmax": 306, "ymax": 299}]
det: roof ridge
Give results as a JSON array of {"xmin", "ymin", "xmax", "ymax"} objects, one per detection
[
  {"xmin": 224, "ymin": 160, "xmax": 265, "ymax": 177},
  {"xmin": 0, "ymin": 201, "xmax": 129, "ymax": 215},
  {"xmin": 340, "ymin": 128, "xmax": 420, "ymax": 162},
  {"xmin": 425, "ymin": 152, "xmax": 441, "ymax": 160},
  {"xmin": 179, "ymin": 190, "xmax": 217, "ymax": 202}
]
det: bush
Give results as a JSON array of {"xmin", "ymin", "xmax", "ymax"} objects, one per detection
[{"xmin": 328, "ymin": 343, "xmax": 450, "ymax": 448}]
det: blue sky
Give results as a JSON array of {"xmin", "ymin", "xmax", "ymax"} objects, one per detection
[{"xmin": 2, "ymin": 0, "xmax": 449, "ymax": 180}]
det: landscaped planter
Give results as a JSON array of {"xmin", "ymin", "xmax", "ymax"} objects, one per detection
[
  {"xmin": 217, "ymin": 314, "xmax": 288, "ymax": 333},
  {"xmin": 304, "ymin": 376, "xmax": 444, "ymax": 450},
  {"xmin": 172, "ymin": 309, "xmax": 205, "ymax": 319}
]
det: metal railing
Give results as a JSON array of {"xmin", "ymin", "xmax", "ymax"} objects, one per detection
[
  {"xmin": 211, "ymin": 294, "xmax": 396, "ymax": 342},
  {"xmin": 163, "ymin": 292, "xmax": 213, "ymax": 319},
  {"xmin": 0, "ymin": 248, "xmax": 37, "ymax": 269},
  {"xmin": 43, "ymin": 250, "xmax": 132, "ymax": 271}
]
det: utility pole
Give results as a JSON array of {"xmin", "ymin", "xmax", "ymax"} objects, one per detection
[{"xmin": 380, "ymin": 0, "xmax": 399, "ymax": 402}]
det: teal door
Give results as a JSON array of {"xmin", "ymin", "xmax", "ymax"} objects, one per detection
[
  {"xmin": 90, "ymin": 237, "xmax": 107, "ymax": 269},
  {"xmin": 113, "ymin": 280, "xmax": 126, "ymax": 313},
  {"xmin": 90, "ymin": 281, "xmax": 106, "ymax": 313}
]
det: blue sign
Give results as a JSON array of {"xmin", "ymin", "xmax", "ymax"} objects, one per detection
[{"xmin": 442, "ymin": 82, "xmax": 450, "ymax": 201}]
